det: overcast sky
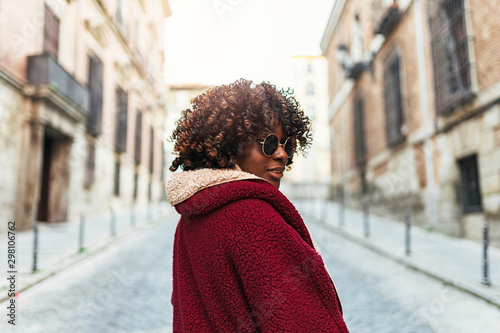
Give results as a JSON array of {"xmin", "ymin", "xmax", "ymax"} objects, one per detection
[{"xmin": 164, "ymin": 0, "xmax": 335, "ymax": 89}]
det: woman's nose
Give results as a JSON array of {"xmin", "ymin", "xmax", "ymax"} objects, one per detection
[{"xmin": 273, "ymin": 144, "xmax": 288, "ymax": 161}]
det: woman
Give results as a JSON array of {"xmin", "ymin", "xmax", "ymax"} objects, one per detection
[{"xmin": 167, "ymin": 79, "xmax": 348, "ymax": 332}]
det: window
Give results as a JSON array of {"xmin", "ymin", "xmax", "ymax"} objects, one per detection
[
  {"xmin": 84, "ymin": 142, "xmax": 95, "ymax": 188},
  {"xmin": 306, "ymin": 83, "xmax": 315, "ymax": 95},
  {"xmin": 429, "ymin": 0, "xmax": 472, "ymax": 114},
  {"xmin": 458, "ymin": 155, "xmax": 482, "ymax": 213},
  {"xmin": 149, "ymin": 126, "xmax": 154, "ymax": 172},
  {"xmin": 115, "ymin": 87, "xmax": 128, "ymax": 153},
  {"xmin": 43, "ymin": 5, "xmax": 60, "ymax": 59},
  {"xmin": 134, "ymin": 111, "xmax": 142, "ymax": 164},
  {"xmin": 307, "ymin": 105, "xmax": 316, "ymax": 119},
  {"xmin": 113, "ymin": 160, "xmax": 121, "ymax": 196},
  {"xmin": 87, "ymin": 55, "xmax": 103, "ymax": 136},
  {"xmin": 306, "ymin": 63, "xmax": 313, "ymax": 73},
  {"xmin": 353, "ymin": 95, "xmax": 367, "ymax": 166},
  {"xmin": 383, "ymin": 52, "xmax": 405, "ymax": 147}
]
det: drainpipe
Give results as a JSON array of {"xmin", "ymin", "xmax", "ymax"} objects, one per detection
[{"xmin": 414, "ymin": 0, "xmax": 438, "ymax": 229}]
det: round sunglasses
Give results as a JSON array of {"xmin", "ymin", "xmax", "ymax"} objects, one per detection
[{"xmin": 258, "ymin": 134, "xmax": 296, "ymax": 158}]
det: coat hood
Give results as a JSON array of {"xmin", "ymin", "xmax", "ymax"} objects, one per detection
[{"xmin": 166, "ymin": 167, "xmax": 262, "ymax": 204}]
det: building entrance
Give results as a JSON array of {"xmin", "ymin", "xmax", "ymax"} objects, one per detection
[{"xmin": 36, "ymin": 127, "xmax": 72, "ymax": 222}]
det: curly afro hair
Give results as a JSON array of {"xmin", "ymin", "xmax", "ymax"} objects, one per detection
[{"xmin": 169, "ymin": 78, "xmax": 312, "ymax": 172}]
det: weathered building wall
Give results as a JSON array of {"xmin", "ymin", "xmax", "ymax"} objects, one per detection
[
  {"xmin": 0, "ymin": 0, "xmax": 171, "ymax": 231},
  {"xmin": 322, "ymin": 0, "xmax": 500, "ymax": 243}
]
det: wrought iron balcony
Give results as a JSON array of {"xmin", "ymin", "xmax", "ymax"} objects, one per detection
[
  {"xmin": 27, "ymin": 54, "xmax": 89, "ymax": 115},
  {"xmin": 348, "ymin": 61, "xmax": 370, "ymax": 81},
  {"xmin": 374, "ymin": 6, "xmax": 401, "ymax": 37}
]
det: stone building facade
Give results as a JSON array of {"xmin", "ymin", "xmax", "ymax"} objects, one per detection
[
  {"xmin": 282, "ymin": 55, "xmax": 331, "ymax": 199},
  {"xmin": 0, "ymin": 0, "xmax": 171, "ymax": 231},
  {"xmin": 165, "ymin": 83, "xmax": 211, "ymax": 172},
  {"xmin": 321, "ymin": 0, "xmax": 500, "ymax": 242}
]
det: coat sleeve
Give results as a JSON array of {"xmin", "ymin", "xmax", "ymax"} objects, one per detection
[{"xmin": 225, "ymin": 199, "xmax": 349, "ymax": 333}]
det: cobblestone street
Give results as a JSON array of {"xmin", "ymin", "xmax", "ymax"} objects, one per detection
[
  {"xmin": 2, "ymin": 213, "xmax": 499, "ymax": 332},
  {"xmin": 1, "ymin": 217, "xmax": 177, "ymax": 333},
  {"xmin": 307, "ymin": 221, "xmax": 500, "ymax": 333}
]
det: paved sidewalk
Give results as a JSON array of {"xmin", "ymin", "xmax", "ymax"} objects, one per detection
[
  {"xmin": 1, "ymin": 201, "xmax": 176, "ymax": 303},
  {"xmin": 294, "ymin": 200, "xmax": 500, "ymax": 308}
]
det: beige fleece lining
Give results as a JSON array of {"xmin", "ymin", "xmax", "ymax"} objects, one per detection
[{"xmin": 166, "ymin": 167, "xmax": 262, "ymax": 206}]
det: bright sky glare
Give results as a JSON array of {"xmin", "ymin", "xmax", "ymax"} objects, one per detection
[{"xmin": 164, "ymin": 0, "xmax": 336, "ymax": 89}]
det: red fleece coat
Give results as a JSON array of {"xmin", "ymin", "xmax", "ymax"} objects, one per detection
[{"xmin": 172, "ymin": 179, "xmax": 349, "ymax": 332}]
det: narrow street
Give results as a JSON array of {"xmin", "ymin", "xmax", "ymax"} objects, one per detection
[
  {"xmin": 1, "ymin": 218, "xmax": 177, "ymax": 333},
  {"xmin": 2, "ymin": 214, "xmax": 499, "ymax": 333}
]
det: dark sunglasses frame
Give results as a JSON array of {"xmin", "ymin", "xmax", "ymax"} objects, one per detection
[{"xmin": 258, "ymin": 134, "xmax": 296, "ymax": 158}]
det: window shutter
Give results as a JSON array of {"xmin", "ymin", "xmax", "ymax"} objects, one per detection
[
  {"xmin": 149, "ymin": 126, "xmax": 154, "ymax": 172},
  {"xmin": 115, "ymin": 88, "xmax": 128, "ymax": 152},
  {"xmin": 43, "ymin": 5, "xmax": 60, "ymax": 59},
  {"xmin": 84, "ymin": 142, "xmax": 96, "ymax": 188},
  {"xmin": 353, "ymin": 95, "xmax": 367, "ymax": 166},
  {"xmin": 383, "ymin": 54, "xmax": 404, "ymax": 147},
  {"xmin": 87, "ymin": 55, "xmax": 103, "ymax": 136},
  {"xmin": 135, "ymin": 111, "xmax": 142, "ymax": 164}
]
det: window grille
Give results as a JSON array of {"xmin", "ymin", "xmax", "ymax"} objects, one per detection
[
  {"xmin": 458, "ymin": 155, "xmax": 482, "ymax": 213},
  {"xmin": 429, "ymin": 0, "xmax": 472, "ymax": 114},
  {"xmin": 383, "ymin": 53, "xmax": 405, "ymax": 147}
]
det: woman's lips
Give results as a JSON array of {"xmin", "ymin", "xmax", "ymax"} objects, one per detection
[{"xmin": 267, "ymin": 168, "xmax": 285, "ymax": 178}]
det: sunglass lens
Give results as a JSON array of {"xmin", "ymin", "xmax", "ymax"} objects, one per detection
[
  {"xmin": 263, "ymin": 134, "xmax": 279, "ymax": 156},
  {"xmin": 284, "ymin": 138, "xmax": 296, "ymax": 157}
]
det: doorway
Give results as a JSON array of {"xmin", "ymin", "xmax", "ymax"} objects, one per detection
[{"xmin": 37, "ymin": 127, "xmax": 72, "ymax": 222}]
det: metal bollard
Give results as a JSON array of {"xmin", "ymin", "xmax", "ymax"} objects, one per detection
[
  {"xmin": 481, "ymin": 221, "xmax": 491, "ymax": 286},
  {"xmin": 32, "ymin": 222, "xmax": 39, "ymax": 273},
  {"xmin": 405, "ymin": 210, "xmax": 411, "ymax": 256},
  {"xmin": 79, "ymin": 215, "xmax": 85, "ymax": 252},
  {"xmin": 363, "ymin": 202, "xmax": 370, "ymax": 238},
  {"xmin": 110, "ymin": 209, "xmax": 116, "ymax": 237}
]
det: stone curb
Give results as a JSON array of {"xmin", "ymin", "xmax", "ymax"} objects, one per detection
[
  {"xmin": 307, "ymin": 213, "xmax": 500, "ymax": 309},
  {"xmin": 1, "ymin": 212, "xmax": 177, "ymax": 304}
]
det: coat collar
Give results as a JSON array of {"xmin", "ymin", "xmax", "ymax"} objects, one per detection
[{"xmin": 166, "ymin": 166, "xmax": 262, "ymax": 206}]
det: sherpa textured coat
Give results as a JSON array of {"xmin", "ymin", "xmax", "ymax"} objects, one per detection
[{"xmin": 167, "ymin": 168, "xmax": 349, "ymax": 332}]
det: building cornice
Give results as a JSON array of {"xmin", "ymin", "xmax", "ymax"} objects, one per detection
[
  {"xmin": 0, "ymin": 68, "xmax": 24, "ymax": 92},
  {"xmin": 320, "ymin": 0, "xmax": 347, "ymax": 55}
]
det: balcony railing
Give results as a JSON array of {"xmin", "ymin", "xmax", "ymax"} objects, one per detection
[
  {"xmin": 27, "ymin": 54, "xmax": 89, "ymax": 114},
  {"xmin": 348, "ymin": 61, "xmax": 370, "ymax": 81},
  {"xmin": 374, "ymin": 6, "xmax": 401, "ymax": 37}
]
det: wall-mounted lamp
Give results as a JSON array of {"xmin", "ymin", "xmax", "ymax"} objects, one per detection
[
  {"xmin": 335, "ymin": 43, "xmax": 353, "ymax": 72},
  {"xmin": 335, "ymin": 43, "xmax": 373, "ymax": 80}
]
